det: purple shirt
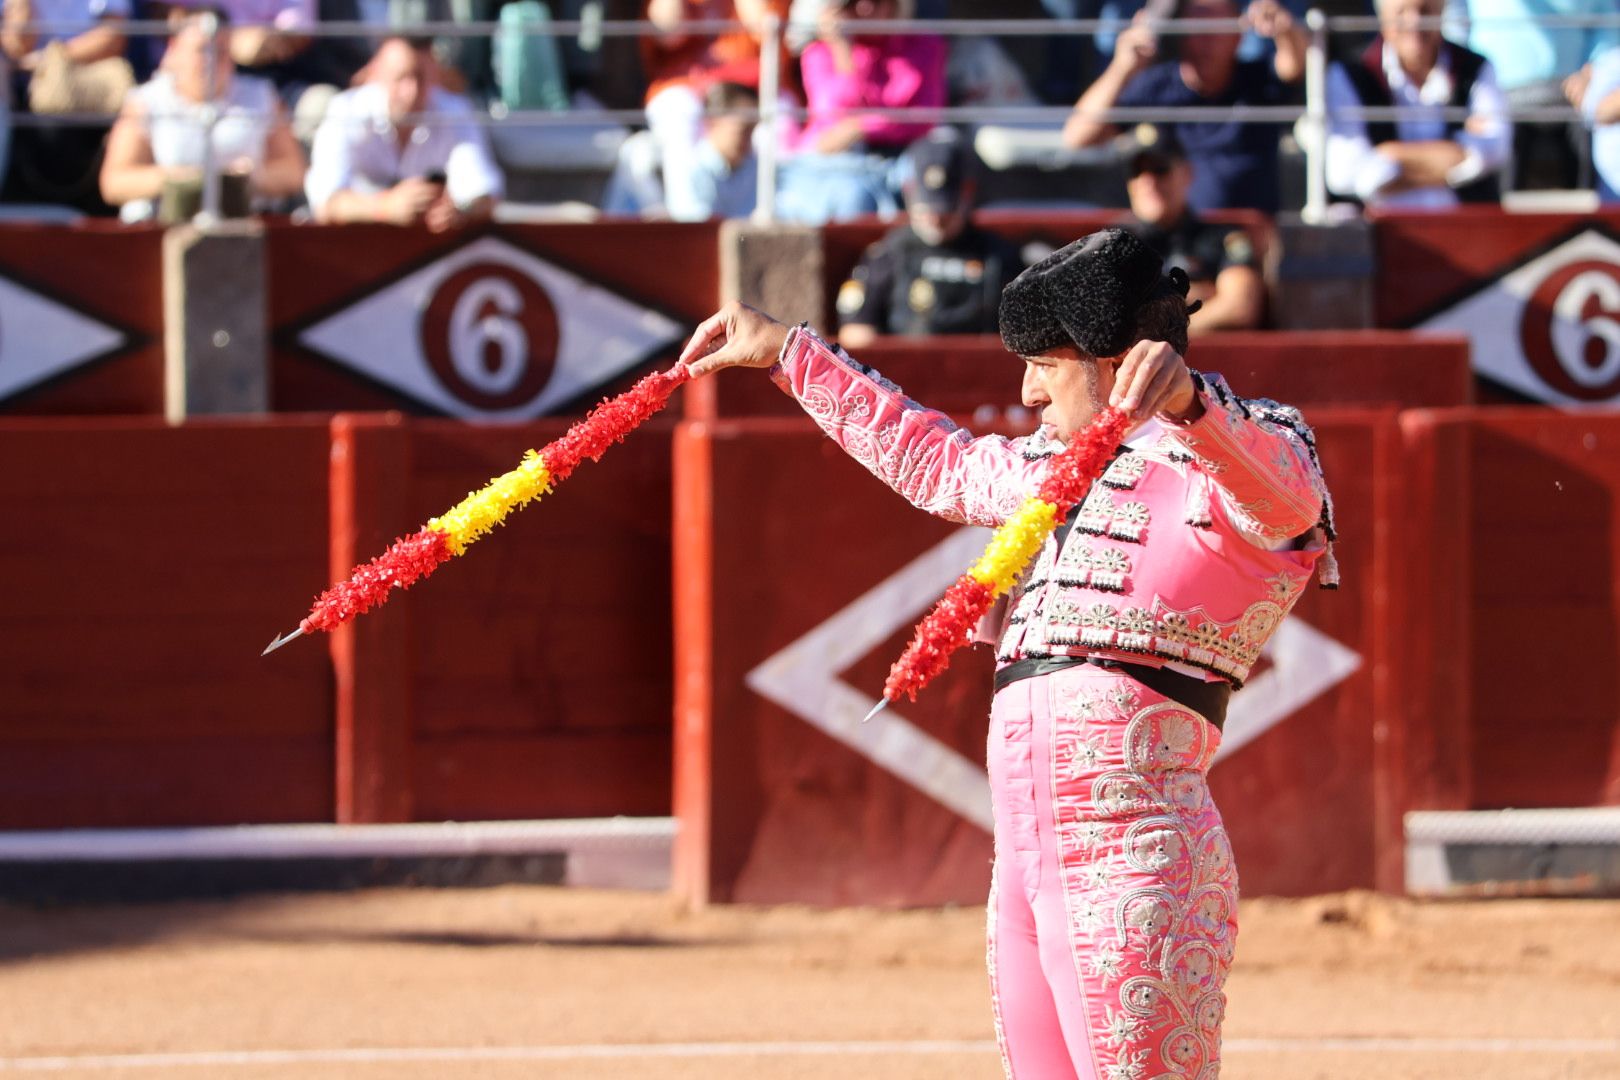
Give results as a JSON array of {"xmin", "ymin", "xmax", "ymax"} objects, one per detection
[
  {"xmin": 216, "ymin": 0, "xmax": 314, "ymax": 30},
  {"xmin": 795, "ymin": 33, "xmax": 946, "ymax": 152}
]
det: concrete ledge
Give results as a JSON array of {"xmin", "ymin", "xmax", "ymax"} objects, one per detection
[
  {"xmin": 0, "ymin": 818, "xmax": 676, "ymax": 901},
  {"xmin": 1268, "ymin": 217, "xmax": 1375, "ymax": 330},
  {"xmin": 719, "ymin": 220, "xmax": 825, "ymax": 330},
  {"xmin": 1407, "ymin": 808, "xmax": 1620, "ymax": 845},
  {"xmin": 1406, "ymin": 809, "xmax": 1620, "ymax": 897}
]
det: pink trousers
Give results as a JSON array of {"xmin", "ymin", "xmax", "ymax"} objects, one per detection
[{"xmin": 986, "ymin": 665, "xmax": 1238, "ymax": 1080}]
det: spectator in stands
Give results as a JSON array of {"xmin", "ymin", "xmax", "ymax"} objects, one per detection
[
  {"xmin": 305, "ymin": 35, "xmax": 502, "ymax": 230},
  {"xmin": 100, "ymin": 8, "xmax": 305, "ymax": 220},
  {"xmin": 1568, "ymin": 46, "xmax": 1620, "ymax": 203},
  {"xmin": 2, "ymin": 0, "xmax": 133, "ymax": 115},
  {"xmin": 193, "ymin": 0, "xmax": 356, "ymax": 139},
  {"xmin": 665, "ymin": 79, "xmax": 759, "ymax": 220},
  {"xmin": 641, "ymin": 0, "xmax": 789, "ymax": 224},
  {"xmin": 320, "ymin": 0, "xmax": 492, "ymax": 100},
  {"xmin": 1117, "ymin": 122, "xmax": 1262, "ymax": 333},
  {"xmin": 776, "ymin": 0, "xmax": 945, "ymax": 224},
  {"xmin": 1325, "ymin": 0, "xmax": 1509, "ymax": 208},
  {"xmin": 1061, "ymin": 0, "xmax": 1306, "ymax": 214},
  {"xmin": 835, "ymin": 128, "xmax": 1022, "ymax": 349},
  {"xmin": 1036, "ymin": 0, "xmax": 1147, "ymax": 104},
  {"xmin": 1444, "ymin": 0, "xmax": 1617, "ymax": 190}
]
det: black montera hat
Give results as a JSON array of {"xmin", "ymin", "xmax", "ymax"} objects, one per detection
[{"xmin": 998, "ymin": 228, "xmax": 1176, "ymax": 358}]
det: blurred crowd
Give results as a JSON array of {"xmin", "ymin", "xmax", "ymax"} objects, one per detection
[{"xmin": 0, "ymin": 0, "xmax": 1613, "ymax": 236}]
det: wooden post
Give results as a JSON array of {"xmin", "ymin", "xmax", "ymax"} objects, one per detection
[
  {"xmin": 671, "ymin": 419, "xmax": 714, "ymax": 906},
  {"xmin": 329, "ymin": 412, "xmax": 414, "ymax": 824},
  {"xmin": 1374, "ymin": 409, "xmax": 1474, "ymax": 891}
]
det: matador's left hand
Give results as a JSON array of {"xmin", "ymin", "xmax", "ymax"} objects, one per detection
[{"xmin": 1109, "ymin": 339, "xmax": 1205, "ymax": 424}]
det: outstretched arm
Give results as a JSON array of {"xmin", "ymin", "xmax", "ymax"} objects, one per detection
[{"xmin": 681, "ymin": 302, "xmax": 1046, "ymax": 526}]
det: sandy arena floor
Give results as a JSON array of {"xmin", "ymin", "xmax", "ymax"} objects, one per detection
[{"xmin": 1, "ymin": 887, "xmax": 1618, "ymax": 1079}]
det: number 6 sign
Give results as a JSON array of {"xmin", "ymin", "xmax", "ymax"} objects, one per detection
[{"xmin": 296, "ymin": 236, "xmax": 684, "ymax": 420}]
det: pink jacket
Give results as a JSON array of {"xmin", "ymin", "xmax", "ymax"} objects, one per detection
[
  {"xmin": 771, "ymin": 327, "xmax": 1336, "ymax": 687},
  {"xmin": 795, "ymin": 34, "xmax": 947, "ymax": 152}
]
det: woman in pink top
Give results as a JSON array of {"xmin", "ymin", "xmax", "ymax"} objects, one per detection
[{"xmin": 777, "ymin": 0, "xmax": 946, "ymax": 223}]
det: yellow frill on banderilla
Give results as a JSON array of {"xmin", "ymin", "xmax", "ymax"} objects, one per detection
[
  {"xmin": 968, "ymin": 497, "xmax": 1060, "ymax": 596},
  {"xmin": 427, "ymin": 450, "xmax": 553, "ymax": 556}
]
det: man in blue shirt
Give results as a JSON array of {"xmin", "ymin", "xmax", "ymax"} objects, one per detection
[
  {"xmin": 664, "ymin": 81, "xmax": 760, "ymax": 223},
  {"xmin": 1446, "ymin": 0, "xmax": 1619, "ymax": 189},
  {"xmin": 1569, "ymin": 46, "xmax": 1620, "ymax": 202},
  {"xmin": 1062, "ymin": 0, "xmax": 1307, "ymax": 212}
]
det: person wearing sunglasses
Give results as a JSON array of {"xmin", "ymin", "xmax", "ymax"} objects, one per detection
[{"xmin": 1119, "ymin": 122, "xmax": 1264, "ymax": 333}]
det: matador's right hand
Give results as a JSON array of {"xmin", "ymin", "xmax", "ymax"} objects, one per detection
[{"xmin": 680, "ymin": 301, "xmax": 791, "ymax": 378}]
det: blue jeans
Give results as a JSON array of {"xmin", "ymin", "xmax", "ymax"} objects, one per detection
[{"xmin": 775, "ymin": 152, "xmax": 904, "ymax": 225}]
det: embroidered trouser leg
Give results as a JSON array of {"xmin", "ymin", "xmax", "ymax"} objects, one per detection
[{"xmin": 986, "ymin": 666, "xmax": 1238, "ymax": 1080}]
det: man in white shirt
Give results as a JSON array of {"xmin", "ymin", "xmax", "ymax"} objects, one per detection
[
  {"xmin": 1324, "ymin": 0, "xmax": 1511, "ymax": 209},
  {"xmin": 305, "ymin": 35, "xmax": 503, "ymax": 231}
]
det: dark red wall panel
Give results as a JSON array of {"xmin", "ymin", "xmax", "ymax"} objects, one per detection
[
  {"xmin": 400, "ymin": 420, "xmax": 674, "ymax": 822},
  {"xmin": 1461, "ymin": 410, "xmax": 1620, "ymax": 809},
  {"xmin": 0, "ymin": 418, "xmax": 333, "ymax": 827}
]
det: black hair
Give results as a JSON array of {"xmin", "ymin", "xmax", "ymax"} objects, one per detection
[
  {"xmin": 704, "ymin": 80, "xmax": 759, "ymax": 117},
  {"xmin": 1130, "ymin": 268, "xmax": 1201, "ymax": 356},
  {"xmin": 381, "ymin": 33, "xmax": 436, "ymax": 53}
]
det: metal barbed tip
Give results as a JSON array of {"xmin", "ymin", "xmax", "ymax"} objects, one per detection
[{"xmin": 260, "ymin": 627, "xmax": 306, "ymax": 656}]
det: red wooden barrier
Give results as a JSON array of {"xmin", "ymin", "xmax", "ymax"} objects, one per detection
[
  {"xmin": 690, "ymin": 332, "xmax": 1473, "ymax": 420},
  {"xmin": 0, "ymin": 413, "xmax": 674, "ymax": 831},
  {"xmin": 0, "ymin": 417, "xmax": 333, "ymax": 827},
  {"xmin": 7, "ymin": 400, "xmax": 1617, "ymax": 901},
  {"xmin": 267, "ymin": 222, "xmax": 720, "ymax": 420},
  {"xmin": 0, "ymin": 225, "xmax": 164, "ymax": 416},
  {"xmin": 1398, "ymin": 408, "xmax": 1620, "ymax": 811},
  {"xmin": 672, "ymin": 410, "xmax": 1394, "ymax": 905},
  {"xmin": 384, "ymin": 418, "xmax": 675, "ymax": 823}
]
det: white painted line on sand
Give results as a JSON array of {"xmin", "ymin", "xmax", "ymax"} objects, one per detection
[
  {"xmin": 1, "ymin": 1037, "xmax": 1617, "ymax": 1070},
  {"xmin": 1228, "ymin": 1037, "xmax": 1620, "ymax": 1054}
]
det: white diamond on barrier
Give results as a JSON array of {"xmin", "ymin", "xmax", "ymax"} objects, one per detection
[
  {"xmin": 747, "ymin": 528, "xmax": 1364, "ymax": 827},
  {"xmin": 0, "ymin": 275, "xmax": 127, "ymax": 404}
]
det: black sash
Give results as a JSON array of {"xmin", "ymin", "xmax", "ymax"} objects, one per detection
[{"xmin": 992, "ymin": 654, "xmax": 1231, "ymax": 731}]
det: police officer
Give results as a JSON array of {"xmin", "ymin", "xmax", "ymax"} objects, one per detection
[
  {"xmin": 1118, "ymin": 122, "xmax": 1266, "ymax": 333},
  {"xmin": 835, "ymin": 129, "xmax": 1024, "ymax": 350}
]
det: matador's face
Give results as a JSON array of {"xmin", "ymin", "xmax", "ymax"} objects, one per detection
[{"xmin": 1020, "ymin": 347, "xmax": 1119, "ymax": 440}]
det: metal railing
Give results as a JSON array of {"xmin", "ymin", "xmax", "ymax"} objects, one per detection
[{"xmin": 5, "ymin": 10, "xmax": 1616, "ymax": 225}]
